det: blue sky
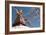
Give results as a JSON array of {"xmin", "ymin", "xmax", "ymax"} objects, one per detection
[{"xmin": 12, "ymin": 6, "xmax": 40, "ymax": 28}]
